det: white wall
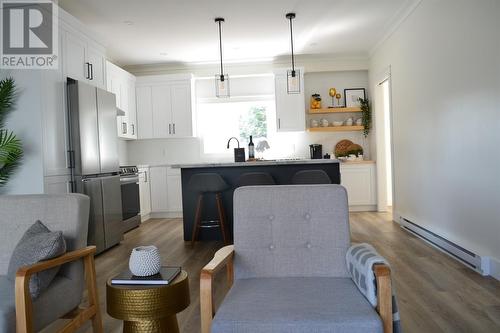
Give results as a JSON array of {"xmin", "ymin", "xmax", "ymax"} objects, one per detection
[
  {"xmin": 370, "ymin": 0, "xmax": 500, "ymax": 262},
  {"xmin": 0, "ymin": 71, "xmax": 45, "ymax": 195}
]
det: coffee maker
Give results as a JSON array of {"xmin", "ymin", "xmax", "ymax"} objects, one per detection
[{"xmin": 309, "ymin": 144, "xmax": 323, "ymax": 159}]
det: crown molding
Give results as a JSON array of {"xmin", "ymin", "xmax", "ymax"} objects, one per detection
[
  {"xmin": 369, "ymin": 0, "xmax": 423, "ymax": 57},
  {"xmin": 124, "ymin": 53, "xmax": 370, "ymax": 77}
]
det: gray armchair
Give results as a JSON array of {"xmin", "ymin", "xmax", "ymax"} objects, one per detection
[
  {"xmin": 201, "ymin": 185, "xmax": 393, "ymax": 333},
  {"xmin": 0, "ymin": 194, "xmax": 102, "ymax": 333}
]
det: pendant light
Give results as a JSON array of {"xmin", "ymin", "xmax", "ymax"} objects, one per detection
[
  {"xmin": 285, "ymin": 12, "xmax": 300, "ymax": 94},
  {"xmin": 215, "ymin": 17, "xmax": 230, "ymax": 98}
]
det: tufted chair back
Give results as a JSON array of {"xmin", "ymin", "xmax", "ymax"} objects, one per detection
[{"xmin": 233, "ymin": 185, "xmax": 351, "ymax": 279}]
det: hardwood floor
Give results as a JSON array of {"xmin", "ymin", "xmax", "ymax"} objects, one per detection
[{"xmin": 83, "ymin": 212, "xmax": 500, "ymax": 333}]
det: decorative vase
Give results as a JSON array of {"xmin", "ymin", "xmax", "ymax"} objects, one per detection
[{"xmin": 129, "ymin": 245, "xmax": 161, "ymax": 276}]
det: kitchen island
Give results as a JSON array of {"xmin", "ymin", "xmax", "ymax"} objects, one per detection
[{"xmin": 172, "ymin": 159, "xmax": 340, "ymax": 241}]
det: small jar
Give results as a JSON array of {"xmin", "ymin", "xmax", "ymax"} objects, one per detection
[{"xmin": 310, "ymin": 94, "xmax": 322, "ymax": 109}]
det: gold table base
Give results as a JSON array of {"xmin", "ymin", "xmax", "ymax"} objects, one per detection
[
  {"xmin": 123, "ymin": 315, "xmax": 179, "ymax": 333},
  {"xmin": 107, "ymin": 271, "xmax": 190, "ymax": 333}
]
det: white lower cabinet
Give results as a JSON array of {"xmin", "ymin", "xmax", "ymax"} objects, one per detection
[
  {"xmin": 149, "ymin": 166, "xmax": 183, "ymax": 217},
  {"xmin": 138, "ymin": 167, "xmax": 151, "ymax": 221},
  {"xmin": 340, "ymin": 162, "xmax": 377, "ymax": 211},
  {"xmin": 166, "ymin": 169, "xmax": 182, "ymax": 212}
]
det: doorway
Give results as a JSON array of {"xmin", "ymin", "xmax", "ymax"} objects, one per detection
[{"xmin": 374, "ymin": 70, "xmax": 394, "ymax": 212}]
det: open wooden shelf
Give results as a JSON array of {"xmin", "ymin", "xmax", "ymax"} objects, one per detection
[
  {"xmin": 308, "ymin": 107, "xmax": 361, "ymax": 114},
  {"xmin": 308, "ymin": 125, "xmax": 364, "ymax": 132}
]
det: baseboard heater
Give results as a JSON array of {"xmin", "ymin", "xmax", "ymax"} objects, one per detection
[{"xmin": 400, "ymin": 217, "xmax": 484, "ymax": 273}]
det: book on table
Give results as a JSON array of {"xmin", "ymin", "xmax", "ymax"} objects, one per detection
[{"xmin": 111, "ymin": 266, "xmax": 181, "ymax": 285}]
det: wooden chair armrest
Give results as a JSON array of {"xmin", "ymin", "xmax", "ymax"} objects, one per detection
[
  {"xmin": 200, "ymin": 245, "xmax": 234, "ymax": 333},
  {"xmin": 15, "ymin": 246, "xmax": 96, "ymax": 278},
  {"xmin": 201, "ymin": 245, "xmax": 234, "ymax": 276},
  {"xmin": 15, "ymin": 246, "xmax": 100, "ymax": 333},
  {"xmin": 373, "ymin": 263, "xmax": 393, "ymax": 333}
]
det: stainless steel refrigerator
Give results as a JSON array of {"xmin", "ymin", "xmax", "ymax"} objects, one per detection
[{"xmin": 67, "ymin": 78, "xmax": 123, "ymax": 254}]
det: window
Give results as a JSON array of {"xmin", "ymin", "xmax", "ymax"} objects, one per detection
[{"xmin": 197, "ymin": 98, "xmax": 276, "ymax": 155}]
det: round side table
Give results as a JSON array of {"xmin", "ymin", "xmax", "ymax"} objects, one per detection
[{"xmin": 107, "ymin": 270, "xmax": 190, "ymax": 333}]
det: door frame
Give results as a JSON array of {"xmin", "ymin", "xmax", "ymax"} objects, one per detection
[{"xmin": 374, "ymin": 66, "xmax": 395, "ymax": 212}]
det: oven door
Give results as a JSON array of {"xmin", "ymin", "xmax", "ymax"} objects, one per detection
[{"xmin": 120, "ymin": 175, "xmax": 140, "ymax": 221}]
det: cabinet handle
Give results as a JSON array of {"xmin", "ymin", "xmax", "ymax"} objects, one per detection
[
  {"xmin": 278, "ymin": 118, "xmax": 281, "ymax": 129},
  {"xmin": 131, "ymin": 124, "xmax": 135, "ymax": 135},
  {"xmin": 89, "ymin": 63, "xmax": 94, "ymax": 80},
  {"xmin": 122, "ymin": 122, "xmax": 127, "ymax": 134},
  {"xmin": 169, "ymin": 123, "xmax": 172, "ymax": 135},
  {"xmin": 85, "ymin": 62, "xmax": 90, "ymax": 79},
  {"xmin": 173, "ymin": 123, "xmax": 175, "ymax": 134}
]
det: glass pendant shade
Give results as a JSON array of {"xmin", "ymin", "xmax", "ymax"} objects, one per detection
[
  {"xmin": 215, "ymin": 74, "xmax": 230, "ymax": 98},
  {"xmin": 287, "ymin": 69, "xmax": 301, "ymax": 94}
]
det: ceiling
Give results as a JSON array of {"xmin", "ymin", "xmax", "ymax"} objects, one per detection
[{"xmin": 59, "ymin": 0, "xmax": 416, "ymax": 67}]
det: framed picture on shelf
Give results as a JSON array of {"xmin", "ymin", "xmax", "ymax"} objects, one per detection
[{"xmin": 344, "ymin": 88, "xmax": 366, "ymax": 107}]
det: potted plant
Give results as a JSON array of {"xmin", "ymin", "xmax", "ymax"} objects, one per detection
[
  {"xmin": 359, "ymin": 97, "xmax": 371, "ymax": 137},
  {"xmin": 0, "ymin": 78, "xmax": 23, "ymax": 187}
]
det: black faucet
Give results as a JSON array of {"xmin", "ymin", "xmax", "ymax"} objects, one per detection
[
  {"xmin": 227, "ymin": 137, "xmax": 245, "ymax": 162},
  {"xmin": 227, "ymin": 137, "xmax": 240, "ymax": 149}
]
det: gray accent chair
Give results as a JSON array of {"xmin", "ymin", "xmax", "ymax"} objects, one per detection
[
  {"xmin": 0, "ymin": 194, "xmax": 103, "ymax": 333},
  {"xmin": 200, "ymin": 185, "xmax": 393, "ymax": 333}
]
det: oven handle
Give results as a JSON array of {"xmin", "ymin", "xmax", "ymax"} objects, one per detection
[{"xmin": 120, "ymin": 176, "xmax": 139, "ymax": 185}]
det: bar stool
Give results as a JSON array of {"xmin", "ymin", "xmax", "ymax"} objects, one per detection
[
  {"xmin": 237, "ymin": 172, "xmax": 276, "ymax": 187},
  {"xmin": 291, "ymin": 170, "xmax": 332, "ymax": 184},
  {"xmin": 188, "ymin": 173, "xmax": 230, "ymax": 246}
]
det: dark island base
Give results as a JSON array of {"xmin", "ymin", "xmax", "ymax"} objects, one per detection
[{"xmin": 180, "ymin": 162, "xmax": 340, "ymax": 241}]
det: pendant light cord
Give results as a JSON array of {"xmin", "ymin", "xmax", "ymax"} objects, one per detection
[
  {"xmin": 287, "ymin": 13, "xmax": 296, "ymax": 76},
  {"xmin": 217, "ymin": 19, "xmax": 224, "ymax": 81}
]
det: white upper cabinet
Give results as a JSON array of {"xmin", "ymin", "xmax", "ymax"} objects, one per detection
[
  {"xmin": 274, "ymin": 70, "xmax": 305, "ymax": 132},
  {"xmin": 86, "ymin": 42, "xmax": 106, "ymax": 89},
  {"xmin": 152, "ymin": 85, "xmax": 171, "ymax": 138},
  {"xmin": 64, "ymin": 31, "xmax": 87, "ymax": 82},
  {"xmin": 127, "ymin": 79, "xmax": 138, "ymax": 138},
  {"xmin": 63, "ymin": 29, "xmax": 106, "ymax": 89},
  {"xmin": 170, "ymin": 84, "xmax": 192, "ymax": 137},
  {"xmin": 136, "ymin": 86, "xmax": 154, "ymax": 139},
  {"xmin": 106, "ymin": 61, "xmax": 137, "ymax": 139},
  {"xmin": 136, "ymin": 75, "xmax": 193, "ymax": 139}
]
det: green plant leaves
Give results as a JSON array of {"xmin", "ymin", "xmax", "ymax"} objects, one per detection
[
  {"xmin": 0, "ymin": 130, "xmax": 23, "ymax": 186},
  {"xmin": 359, "ymin": 97, "xmax": 371, "ymax": 138},
  {"xmin": 0, "ymin": 77, "xmax": 22, "ymax": 187},
  {"xmin": 0, "ymin": 78, "xmax": 16, "ymax": 129}
]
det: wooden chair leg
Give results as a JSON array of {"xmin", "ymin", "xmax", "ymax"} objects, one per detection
[
  {"xmin": 191, "ymin": 194, "xmax": 203, "ymax": 246},
  {"xmin": 84, "ymin": 254, "xmax": 103, "ymax": 333},
  {"xmin": 215, "ymin": 193, "xmax": 229, "ymax": 245}
]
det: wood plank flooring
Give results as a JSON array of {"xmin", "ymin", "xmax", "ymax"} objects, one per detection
[{"xmin": 81, "ymin": 211, "xmax": 500, "ymax": 333}]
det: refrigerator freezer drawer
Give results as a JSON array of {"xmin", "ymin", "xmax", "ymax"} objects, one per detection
[{"xmin": 80, "ymin": 175, "xmax": 123, "ymax": 254}]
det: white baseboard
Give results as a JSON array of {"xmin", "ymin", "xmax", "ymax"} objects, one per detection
[
  {"xmin": 482, "ymin": 257, "xmax": 500, "ymax": 281},
  {"xmin": 140, "ymin": 213, "xmax": 151, "ymax": 222},
  {"xmin": 149, "ymin": 211, "xmax": 183, "ymax": 219},
  {"xmin": 349, "ymin": 205, "xmax": 377, "ymax": 212}
]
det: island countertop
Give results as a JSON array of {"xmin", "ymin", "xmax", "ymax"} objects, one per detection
[{"xmin": 172, "ymin": 158, "xmax": 340, "ymax": 169}]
